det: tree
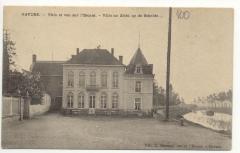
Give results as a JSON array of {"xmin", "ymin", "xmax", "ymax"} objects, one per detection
[
  {"xmin": 3, "ymin": 29, "xmax": 16, "ymax": 94},
  {"xmin": 195, "ymin": 89, "xmax": 232, "ymax": 104},
  {"xmin": 7, "ymin": 70, "xmax": 44, "ymax": 101},
  {"xmin": 153, "ymin": 80, "xmax": 160, "ymax": 107},
  {"xmin": 2, "ymin": 29, "xmax": 44, "ymax": 101},
  {"xmin": 153, "ymin": 81, "xmax": 184, "ymax": 107},
  {"xmin": 226, "ymin": 89, "xmax": 232, "ymax": 102},
  {"xmin": 19, "ymin": 72, "xmax": 43, "ymax": 99}
]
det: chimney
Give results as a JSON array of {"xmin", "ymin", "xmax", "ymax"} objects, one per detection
[
  {"xmin": 32, "ymin": 54, "xmax": 36, "ymax": 63},
  {"xmin": 76, "ymin": 48, "xmax": 80, "ymax": 54},
  {"xmin": 111, "ymin": 48, "xmax": 114, "ymax": 56},
  {"xmin": 119, "ymin": 56, "xmax": 123, "ymax": 64}
]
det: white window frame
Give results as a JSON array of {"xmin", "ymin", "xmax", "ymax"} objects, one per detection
[
  {"xmin": 90, "ymin": 71, "xmax": 96, "ymax": 86},
  {"xmin": 67, "ymin": 92, "xmax": 74, "ymax": 108},
  {"xmin": 78, "ymin": 93, "xmax": 85, "ymax": 108},
  {"xmin": 100, "ymin": 93, "xmax": 107, "ymax": 109},
  {"xmin": 134, "ymin": 98, "xmax": 141, "ymax": 110},
  {"xmin": 135, "ymin": 65, "xmax": 142, "ymax": 74},
  {"xmin": 79, "ymin": 71, "xmax": 85, "ymax": 88},
  {"xmin": 101, "ymin": 71, "xmax": 108, "ymax": 88},
  {"xmin": 135, "ymin": 81, "xmax": 141, "ymax": 92},
  {"xmin": 112, "ymin": 93, "xmax": 118, "ymax": 109},
  {"xmin": 112, "ymin": 72, "xmax": 119, "ymax": 88},
  {"xmin": 89, "ymin": 95, "xmax": 96, "ymax": 108},
  {"xmin": 136, "ymin": 66, "xmax": 141, "ymax": 73},
  {"xmin": 67, "ymin": 71, "xmax": 74, "ymax": 87}
]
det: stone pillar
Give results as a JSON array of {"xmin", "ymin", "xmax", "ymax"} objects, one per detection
[{"xmin": 23, "ymin": 97, "xmax": 31, "ymax": 119}]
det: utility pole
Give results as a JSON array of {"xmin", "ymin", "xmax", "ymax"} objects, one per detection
[
  {"xmin": 165, "ymin": 7, "xmax": 172, "ymax": 121},
  {"xmin": 51, "ymin": 51, "xmax": 54, "ymax": 62}
]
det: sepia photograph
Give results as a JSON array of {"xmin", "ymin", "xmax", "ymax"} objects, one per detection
[{"xmin": 1, "ymin": 6, "xmax": 233, "ymax": 150}]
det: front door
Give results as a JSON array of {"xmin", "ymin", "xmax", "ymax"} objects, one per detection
[{"xmin": 89, "ymin": 95, "xmax": 96, "ymax": 108}]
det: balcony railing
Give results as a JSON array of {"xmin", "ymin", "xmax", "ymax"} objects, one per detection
[{"xmin": 86, "ymin": 84, "xmax": 100, "ymax": 91}]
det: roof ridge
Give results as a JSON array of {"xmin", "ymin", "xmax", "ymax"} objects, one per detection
[{"xmin": 67, "ymin": 48, "xmax": 123, "ymax": 65}]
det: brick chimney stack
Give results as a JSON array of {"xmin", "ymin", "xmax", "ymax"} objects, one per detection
[
  {"xmin": 32, "ymin": 54, "xmax": 36, "ymax": 63},
  {"xmin": 76, "ymin": 48, "xmax": 80, "ymax": 54},
  {"xmin": 119, "ymin": 56, "xmax": 123, "ymax": 64},
  {"xmin": 111, "ymin": 48, "xmax": 114, "ymax": 56}
]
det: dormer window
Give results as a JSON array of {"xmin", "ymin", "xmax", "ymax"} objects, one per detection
[{"xmin": 135, "ymin": 65, "xmax": 142, "ymax": 74}]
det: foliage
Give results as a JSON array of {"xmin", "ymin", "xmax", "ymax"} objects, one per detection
[
  {"xmin": 3, "ymin": 29, "xmax": 16, "ymax": 93},
  {"xmin": 7, "ymin": 70, "xmax": 44, "ymax": 99},
  {"xmin": 193, "ymin": 89, "xmax": 232, "ymax": 104},
  {"xmin": 2, "ymin": 29, "xmax": 44, "ymax": 100},
  {"xmin": 19, "ymin": 72, "xmax": 44, "ymax": 99},
  {"xmin": 153, "ymin": 80, "xmax": 185, "ymax": 107}
]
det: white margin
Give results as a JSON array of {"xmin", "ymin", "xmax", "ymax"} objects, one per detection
[{"xmin": 0, "ymin": 1, "xmax": 239, "ymax": 153}]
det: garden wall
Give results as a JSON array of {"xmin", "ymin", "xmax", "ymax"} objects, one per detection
[
  {"xmin": 2, "ymin": 96, "xmax": 24, "ymax": 122},
  {"xmin": 29, "ymin": 93, "xmax": 51, "ymax": 118}
]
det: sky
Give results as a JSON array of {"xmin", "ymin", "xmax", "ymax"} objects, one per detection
[{"xmin": 3, "ymin": 7, "xmax": 233, "ymax": 103}]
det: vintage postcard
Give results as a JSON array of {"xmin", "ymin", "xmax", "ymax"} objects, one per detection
[{"xmin": 2, "ymin": 6, "xmax": 233, "ymax": 150}]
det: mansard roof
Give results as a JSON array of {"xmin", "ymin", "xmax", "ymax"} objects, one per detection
[
  {"xmin": 66, "ymin": 49, "xmax": 123, "ymax": 65},
  {"xmin": 129, "ymin": 48, "xmax": 148, "ymax": 65}
]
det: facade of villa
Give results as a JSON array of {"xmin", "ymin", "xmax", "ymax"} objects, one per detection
[{"xmin": 31, "ymin": 47, "xmax": 154, "ymax": 115}]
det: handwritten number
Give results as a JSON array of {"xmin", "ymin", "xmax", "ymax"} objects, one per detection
[{"xmin": 176, "ymin": 9, "xmax": 190, "ymax": 20}]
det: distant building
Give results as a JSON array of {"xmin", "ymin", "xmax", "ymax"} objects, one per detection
[
  {"xmin": 31, "ymin": 47, "xmax": 154, "ymax": 115},
  {"xmin": 31, "ymin": 55, "xmax": 64, "ymax": 110}
]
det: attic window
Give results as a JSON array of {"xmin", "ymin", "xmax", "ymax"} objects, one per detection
[{"xmin": 135, "ymin": 65, "xmax": 142, "ymax": 74}]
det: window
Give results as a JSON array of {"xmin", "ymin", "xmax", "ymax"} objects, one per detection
[
  {"xmin": 90, "ymin": 71, "xmax": 96, "ymax": 86},
  {"xmin": 135, "ymin": 98, "xmax": 141, "ymax": 110},
  {"xmin": 67, "ymin": 92, "xmax": 74, "ymax": 108},
  {"xmin": 78, "ymin": 93, "xmax": 84, "ymax": 108},
  {"xmin": 135, "ymin": 65, "xmax": 142, "ymax": 74},
  {"xmin": 67, "ymin": 71, "xmax": 74, "ymax": 87},
  {"xmin": 112, "ymin": 72, "xmax": 118, "ymax": 88},
  {"xmin": 112, "ymin": 93, "xmax": 118, "ymax": 109},
  {"xmin": 135, "ymin": 81, "xmax": 141, "ymax": 92},
  {"xmin": 79, "ymin": 71, "xmax": 85, "ymax": 87},
  {"xmin": 136, "ymin": 66, "xmax": 141, "ymax": 73},
  {"xmin": 89, "ymin": 95, "xmax": 95, "ymax": 108},
  {"xmin": 101, "ymin": 72, "xmax": 108, "ymax": 88},
  {"xmin": 100, "ymin": 93, "xmax": 107, "ymax": 109}
]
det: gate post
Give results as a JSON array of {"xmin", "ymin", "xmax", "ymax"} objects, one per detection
[
  {"xmin": 23, "ymin": 93, "xmax": 31, "ymax": 119},
  {"xmin": 17, "ymin": 89, "xmax": 23, "ymax": 121}
]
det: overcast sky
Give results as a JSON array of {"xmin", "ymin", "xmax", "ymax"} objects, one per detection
[{"xmin": 4, "ymin": 7, "xmax": 233, "ymax": 103}]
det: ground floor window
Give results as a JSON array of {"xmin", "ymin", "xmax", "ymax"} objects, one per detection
[
  {"xmin": 78, "ymin": 93, "xmax": 84, "ymax": 108},
  {"xmin": 89, "ymin": 95, "xmax": 95, "ymax": 108},
  {"xmin": 100, "ymin": 93, "xmax": 107, "ymax": 108},
  {"xmin": 112, "ymin": 93, "xmax": 118, "ymax": 109},
  {"xmin": 67, "ymin": 92, "xmax": 74, "ymax": 108},
  {"xmin": 135, "ymin": 98, "xmax": 141, "ymax": 110}
]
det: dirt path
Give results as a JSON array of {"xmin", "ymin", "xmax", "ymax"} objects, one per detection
[{"xmin": 1, "ymin": 113, "xmax": 231, "ymax": 150}]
